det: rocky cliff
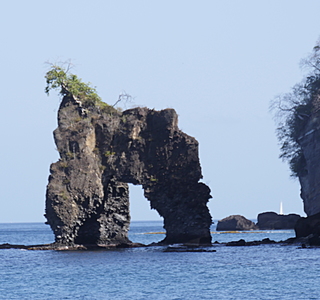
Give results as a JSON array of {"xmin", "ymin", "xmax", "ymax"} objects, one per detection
[
  {"xmin": 297, "ymin": 110, "xmax": 320, "ymax": 216},
  {"xmin": 45, "ymin": 95, "xmax": 212, "ymax": 246}
]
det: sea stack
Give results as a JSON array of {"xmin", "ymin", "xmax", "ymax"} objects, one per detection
[{"xmin": 45, "ymin": 94, "xmax": 212, "ymax": 246}]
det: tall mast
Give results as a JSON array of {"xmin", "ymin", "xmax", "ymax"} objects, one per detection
[{"xmin": 279, "ymin": 202, "xmax": 284, "ymax": 215}]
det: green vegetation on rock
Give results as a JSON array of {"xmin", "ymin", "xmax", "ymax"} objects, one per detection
[{"xmin": 45, "ymin": 63, "xmax": 114, "ymax": 112}]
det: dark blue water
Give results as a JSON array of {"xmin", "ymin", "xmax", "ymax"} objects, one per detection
[{"xmin": 0, "ymin": 222, "xmax": 319, "ymax": 299}]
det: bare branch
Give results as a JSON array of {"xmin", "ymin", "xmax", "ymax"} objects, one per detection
[{"xmin": 112, "ymin": 91, "xmax": 134, "ymax": 108}]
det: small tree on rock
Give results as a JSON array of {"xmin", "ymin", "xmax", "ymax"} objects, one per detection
[
  {"xmin": 45, "ymin": 62, "xmax": 102, "ymax": 105},
  {"xmin": 45, "ymin": 62, "xmax": 133, "ymax": 111}
]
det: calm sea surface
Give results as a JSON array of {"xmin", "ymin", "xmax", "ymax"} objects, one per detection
[{"xmin": 0, "ymin": 221, "xmax": 319, "ymax": 300}]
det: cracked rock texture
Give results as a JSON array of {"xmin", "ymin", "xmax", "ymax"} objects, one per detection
[{"xmin": 45, "ymin": 95, "xmax": 212, "ymax": 246}]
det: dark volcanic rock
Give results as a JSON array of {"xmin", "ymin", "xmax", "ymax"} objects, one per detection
[
  {"xmin": 257, "ymin": 212, "xmax": 300, "ymax": 230},
  {"xmin": 164, "ymin": 246, "xmax": 216, "ymax": 252},
  {"xmin": 292, "ymin": 213, "xmax": 320, "ymax": 246},
  {"xmin": 226, "ymin": 238, "xmax": 277, "ymax": 246},
  {"xmin": 45, "ymin": 95, "xmax": 212, "ymax": 246},
  {"xmin": 216, "ymin": 215, "xmax": 258, "ymax": 231},
  {"xmin": 226, "ymin": 239, "xmax": 246, "ymax": 246},
  {"xmin": 308, "ymin": 234, "xmax": 320, "ymax": 246},
  {"xmin": 297, "ymin": 110, "xmax": 320, "ymax": 216},
  {"xmin": 294, "ymin": 212, "xmax": 320, "ymax": 238}
]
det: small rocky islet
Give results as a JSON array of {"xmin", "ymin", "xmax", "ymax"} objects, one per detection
[{"xmin": 216, "ymin": 212, "xmax": 301, "ymax": 231}]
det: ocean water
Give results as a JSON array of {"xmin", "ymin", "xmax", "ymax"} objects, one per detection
[{"xmin": 0, "ymin": 221, "xmax": 319, "ymax": 300}]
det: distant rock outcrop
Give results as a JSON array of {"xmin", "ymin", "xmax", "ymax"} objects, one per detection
[
  {"xmin": 45, "ymin": 95, "xmax": 212, "ymax": 246},
  {"xmin": 216, "ymin": 215, "xmax": 258, "ymax": 231},
  {"xmin": 257, "ymin": 211, "xmax": 300, "ymax": 230},
  {"xmin": 256, "ymin": 212, "xmax": 300, "ymax": 230}
]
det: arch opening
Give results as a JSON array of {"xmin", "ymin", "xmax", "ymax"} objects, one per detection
[
  {"xmin": 128, "ymin": 184, "xmax": 162, "ymax": 222},
  {"xmin": 128, "ymin": 184, "xmax": 164, "ymax": 244}
]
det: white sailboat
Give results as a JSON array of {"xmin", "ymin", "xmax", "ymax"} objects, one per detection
[{"xmin": 279, "ymin": 201, "xmax": 284, "ymax": 215}]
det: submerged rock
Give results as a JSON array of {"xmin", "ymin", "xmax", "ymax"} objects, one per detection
[
  {"xmin": 45, "ymin": 95, "xmax": 212, "ymax": 246},
  {"xmin": 216, "ymin": 215, "xmax": 258, "ymax": 231},
  {"xmin": 164, "ymin": 246, "xmax": 216, "ymax": 252},
  {"xmin": 257, "ymin": 212, "xmax": 301, "ymax": 230},
  {"xmin": 226, "ymin": 238, "xmax": 277, "ymax": 246},
  {"xmin": 0, "ymin": 243, "xmax": 146, "ymax": 251}
]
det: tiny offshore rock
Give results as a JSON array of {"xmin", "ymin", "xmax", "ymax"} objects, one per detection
[
  {"xmin": 45, "ymin": 94, "xmax": 212, "ymax": 246},
  {"xmin": 216, "ymin": 215, "xmax": 258, "ymax": 231}
]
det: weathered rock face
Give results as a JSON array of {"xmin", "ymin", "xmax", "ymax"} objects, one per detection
[
  {"xmin": 297, "ymin": 112, "xmax": 320, "ymax": 216},
  {"xmin": 216, "ymin": 215, "xmax": 258, "ymax": 231},
  {"xmin": 256, "ymin": 212, "xmax": 300, "ymax": 230},
  {"xmin": 45, "ymin": 96, "xmax": 212, "ymax": 246}
]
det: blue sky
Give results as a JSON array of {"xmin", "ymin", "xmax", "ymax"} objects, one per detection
[{"xmin": 1, "ymin": 1, "xmax": 320, "ymax": 222}]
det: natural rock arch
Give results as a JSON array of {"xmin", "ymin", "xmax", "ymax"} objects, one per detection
[{"xmin": 45, "ymin": 96, "xmax": 212, "ymax": 246}]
